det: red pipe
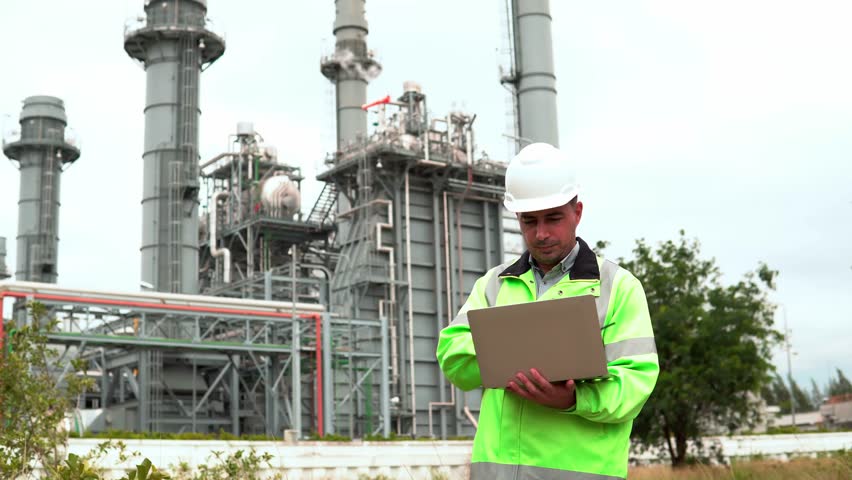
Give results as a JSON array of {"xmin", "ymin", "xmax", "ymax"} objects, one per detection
[
  {"xmin": 0, "ymin": 291, "xmax": 315, "ymax": 320},
  {"xmin": 315, "ymin": 313, "xmax": 323, "ymax": 437}
]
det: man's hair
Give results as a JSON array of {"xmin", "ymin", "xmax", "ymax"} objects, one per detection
[{"xmin": 568, "ymin": 196, "xmax": 579, "ymax": 207}]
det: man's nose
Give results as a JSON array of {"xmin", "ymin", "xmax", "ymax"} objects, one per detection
[{"xmin": 536, "ymin": 226, "xmax": 549, "ymax": 241}]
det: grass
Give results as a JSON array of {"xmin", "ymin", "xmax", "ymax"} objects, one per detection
[{"xmin": 629, "ymin": 452, "xmax": 852, "ymax": 479}]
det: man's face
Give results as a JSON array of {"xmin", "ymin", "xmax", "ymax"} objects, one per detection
[{"xmin": 518, "ymin": 201, "xmax": 584, "ymax": 271}]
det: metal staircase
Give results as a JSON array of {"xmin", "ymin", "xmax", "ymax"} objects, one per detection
[{"xmin": 307, "ymin": 181, "xmax": 338, "ymax": 225}]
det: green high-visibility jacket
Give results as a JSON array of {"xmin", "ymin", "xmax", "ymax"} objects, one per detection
[{"xmin": 436, "ymin": 238, "xmax": 659, "ymax": 480}]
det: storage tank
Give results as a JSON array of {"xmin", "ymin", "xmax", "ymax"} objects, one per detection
[{"xmin": 260, "ymin": 174, "xmax": 300, "ymax": 218}]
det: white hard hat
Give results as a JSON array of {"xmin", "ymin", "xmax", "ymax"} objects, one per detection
[{"xmin": 503, "ymin": 143, "xmax": 579, "ymax": 213}]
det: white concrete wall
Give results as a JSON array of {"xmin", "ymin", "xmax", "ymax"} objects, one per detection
[
  {"xmin": 61, "ymin": 432, "xmax": 852, "ymax": 478},
  {"xmin": 630, "ymin": 432, "xmax": 852, "ymax": 464},
  {"xmin": 65, "ymin": 439, "xmax": 472, "ymax": 479}
]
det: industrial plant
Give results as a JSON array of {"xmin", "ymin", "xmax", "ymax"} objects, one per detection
[{"xmin": 0, "ymin": 0, "xmax": 559, "ymax": 440}]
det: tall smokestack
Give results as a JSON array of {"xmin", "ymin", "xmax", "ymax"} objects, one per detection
[
  {"xmin": 0, "ymin": 237, "xmax": 10, "ymax": 280},
  {"xmin": 506, "ymin": 0, "xmax": 559, "ymax": 149},
  {"xmin": 3, "ymin": 96, "xmax": 80, "ymax": 283},
  {"xmin": 125, "ymin": 0, "xmax": 225, "ymax": 294},
  {"xmin": 321, "ymin": 0, "xmax": 382, "ymax": 153}
]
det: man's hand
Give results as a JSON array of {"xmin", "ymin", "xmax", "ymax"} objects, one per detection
[{"xmin": 506, "ymin": 368, "xmax": 576, "ymax": 410}]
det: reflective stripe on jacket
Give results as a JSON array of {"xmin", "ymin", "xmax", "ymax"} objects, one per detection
[{"xmin": 436, "ymin": 237, "xmax": 659, "ymax": 479}]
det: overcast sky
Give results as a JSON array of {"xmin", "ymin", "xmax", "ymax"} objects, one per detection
[{"xmin": 1, "ymin": 0, "xmax": 850, "ymax": 389}]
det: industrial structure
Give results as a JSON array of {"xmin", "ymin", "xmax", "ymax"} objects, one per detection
[
  {"xmin": 2, "ymin": 96, "xmax": 80, "ymax": 284},
  {"xmin": 0, "ymin": 0, "xmax": 557, "ymax": 440},
  {"xmin": 198, "ymin": 122, "xmax": 333, "ymax": 302},
  {"xmin": 0, "ymin": 281, "xmax": 329, "ymax": 436},
  {"xmin": 502, "ymin": 0, "xmax": 560, "ymax": 149},
  {"xmin": 315, "ymin": 79, "xmax": 512, "ymax": 438},
  {"xmin": 125, "ymin": 0, "xmax": 225, "ymax": 295}
]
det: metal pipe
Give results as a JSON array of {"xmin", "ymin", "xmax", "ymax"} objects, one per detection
[
  {"xmin": 374, "ymin": 200, "xmax": 399, "ymax": 393},
  {"xmin": 315, "ymin": 314, "xmax": 324, "ymax": 437},
  {"xmin": 264, "ymin": 356, "xmax": 274, "ymax": 436},
  {"xmin": 199, "ymin": 152, "xmax": 238, "ymax": 170},
  {"xmin": 230, "ymin": 354, "xmax": 240, "ymax": 436},
  {"xmin": 380, "ymin": 314, "xmax": 391, "ymax": 437},
  {"xmin": 404, "ymin": 171, "xmax": 417, "ymax": 436},
  {"xmin": 428, "ymin": 382, "xmax": 456, "ymax": 439},
  {"xmin": 0, "ymin": 281, "xmax": 324, "ymax": 313},
  {"xmin": 466, "ymin": 127, "xmax": 473, "ymax": 165},
  {"xmin": 443, "ymin": 191, "xmax": 464, "ymax": 435},
  {"xmin": 454, "ymin": 169, "xmax": 477, "ymax": 432},
  {"xmin": 464, "ymin": 405, "xmax": 479, "ymax": 428},
  {"xmin": 322, "ymin": 313, "xmax": 333, "ymax": 435},
  {"xmin": 430, "ymin": 194, "xmax": 448, "ymax": 438},
  {"xmin": 424, "ymin": 124, "xmax": 430, "ymax": 163},
  {"xmin": 210, "ymin": 191, "xmax": 231, "ymax": 283},
  {"xmin": 416, "ymin": 159, "xmax": 446, "ymax": 168},
  {"xmin": 302, "ymin": 263, "xmax": 332, "ymax": 309},
  {"xmin": 336, "ymin": 198, "xmax": 392, "ymax": 219},
  {"xmin": 292, "ymin": 316, "xmax": 302, "ymax": 436}
]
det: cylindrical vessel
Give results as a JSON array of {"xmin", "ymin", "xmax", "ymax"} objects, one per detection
[
  {"xmin": 260, "ymin": 174, "xmax": 301, "ymax": 218},
  {"xmin": 125, "ymin": 0, "xmax": 225, "ymax": 294},
  {"xmin": 321, "ymin": 0, "xmax": 382, "ymax": 151},
  {"xmin": 3, "ymin": 96, "xmax": 80, "ymax": 283}
]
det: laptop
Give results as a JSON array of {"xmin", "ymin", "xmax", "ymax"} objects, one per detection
[{"xmin": 467, "ymin": 295, "xmax": 609, "ymax": 389}]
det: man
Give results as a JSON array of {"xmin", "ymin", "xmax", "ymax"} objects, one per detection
[{"xmin": 436, "ymin": 143, "xmax": 659, "ymax": 479}]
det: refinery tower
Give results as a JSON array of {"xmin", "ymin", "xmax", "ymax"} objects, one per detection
[
  {"xmin": 125, "ymin": 0, "xmax": 225, "ymax": 294},
  {"xmin": 3, "ymin": 96, "xmax": 80, "ymax": 284}
]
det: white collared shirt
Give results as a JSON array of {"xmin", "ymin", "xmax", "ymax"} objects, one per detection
[{"xmin": 529, "ymin": 241, "xmax": 580, "ymax": 299}]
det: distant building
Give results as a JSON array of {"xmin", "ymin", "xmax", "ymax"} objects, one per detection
[
  {"xmin": 820, "ymin": 394, "xmax": 852, "ymax": 429},
  {"xmin": 771, "ymin": 411, "xmax": 825, "ymax": 431}
]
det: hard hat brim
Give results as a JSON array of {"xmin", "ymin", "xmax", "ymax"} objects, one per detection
[{"xmin": 503, "ymin": 188, "xmax": 579, "ymax": 213}]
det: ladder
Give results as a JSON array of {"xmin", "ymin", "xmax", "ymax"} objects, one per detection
[
  {"xmin": 167, "ymin": 34, "xmax": 200, "ymax": 293},
  {"xmin": 37, "ymin": 146, "xmax": 57, "ymax": 281},
  {"xmin": 148, "ymin": 349, "xmax": 163, "ymax": 431}
]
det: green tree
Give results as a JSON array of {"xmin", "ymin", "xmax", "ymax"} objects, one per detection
[
  {"xmin": 621, "ymin": 232, "xmax": 781, "ymax": 466},
  {"xmin": 827, "ymin": 368, "xmax": 852, "ymax": 397},
  {"xmin": 0, "ymin": 302, "xmax": 93, "ymax": 478},
  {"xmin": 768, "ymin": 374, "xmax": 792, "ymax": 413},
  {"xmin": 789, "ymin": 376, "xmax": 813, "ymax": 412},
  {"xmin": 809, "ymin": 378, "xmax": 824, "ymax": 407}
]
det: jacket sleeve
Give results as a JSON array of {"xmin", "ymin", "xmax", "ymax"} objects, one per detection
[
  {"xmin": 570, "ymin": 271, "xmax": 659, "ymax": 423},
  {"xmin": 435, "ymin": 272, "xmax": 492, "ymax": 391}
]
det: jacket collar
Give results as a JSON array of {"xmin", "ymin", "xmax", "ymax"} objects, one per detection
[{"xmin": 499, "ymin": 237, "xmax": 600, "ymax": 280}]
